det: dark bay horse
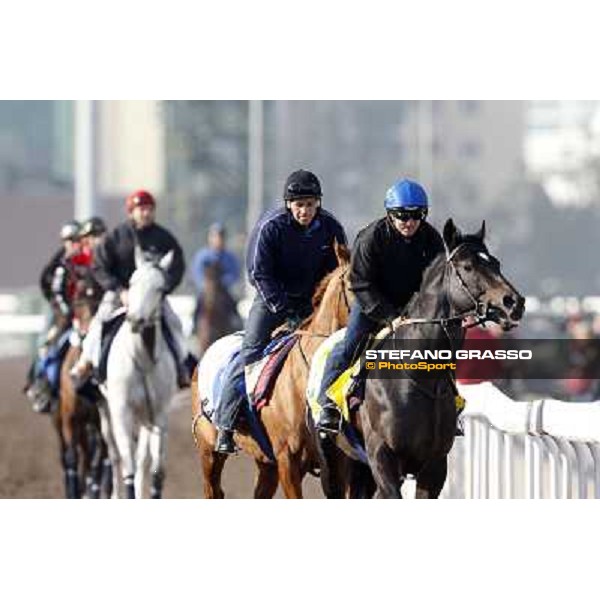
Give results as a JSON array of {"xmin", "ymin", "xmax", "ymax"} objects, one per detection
[
  {"xmin": 192, "ymin": 241, "xmax": 362, "ymax": 498},
  {"xmin": 58, "ymin": 272, "xmax": 111, "ymax": 498},
  {"xmin": 196, "ymin": 262, "xmax": 241, "ymax": 357},
  {"xmin": 354, "ymin": 219, "xmax": 524, "ymax": 498}
]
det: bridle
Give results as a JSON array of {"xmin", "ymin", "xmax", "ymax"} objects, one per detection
[
  {"xmin": 127, "ymin": 262, "xmax": 166, "ymax": 333},
  {"xmin": 392, "ymin": 242, "xmax": 492, "ymax": 333}
]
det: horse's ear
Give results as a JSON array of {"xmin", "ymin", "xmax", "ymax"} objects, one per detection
[
  {"xmin": 158, "ymin": 250, "xmax": 174, "ymax": 271},
  {"xmin": 443, "ymin": 218, "xmax": 462, "ymax": 250},
  {"xmin": 333, "ymin": 239, "xmax": 350, "ymax": 266},
  {"xmin": 134, "ymin": 245, "xmax": 145, "ymax": 268},
  {"xmin": 474, "ymin": 220, "xmax": 486, "ymax": 242}
]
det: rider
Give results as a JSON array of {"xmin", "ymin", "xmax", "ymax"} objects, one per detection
[
  {"xmin": 26, "ymin": 220, "xmax": 90, "ymax": 406},
  {"xmin": 39, "ymin": 220, "xmax": 82, "ymax": 344},
  {"xmin": 190, "ymin": 222, "xmax": 241, "ymax": 329},
  {"xmin": 78, "ymin": 216, "xmax": 108, "ymax": 251},
  {"xmin": 70, "ymin": 190, "xmax": 192, "ymax": 389},
  {"xmin": 315, "ymin": 178, "xmax": 445, "ymax": 433},
  {"xmin": 214, "ymin": 169, "xmax": 347, "ymax": 454}
]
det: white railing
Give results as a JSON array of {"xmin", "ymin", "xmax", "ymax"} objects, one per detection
[{"xmin": 442, "ymin": 382, "xmax": 600, "ymax": 499}]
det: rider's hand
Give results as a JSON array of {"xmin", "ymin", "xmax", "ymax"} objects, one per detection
[{"xmin": 119, "ymin": 289, "xmax": 129, "ymax": 307}]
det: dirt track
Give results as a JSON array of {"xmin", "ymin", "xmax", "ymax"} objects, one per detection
[{"xmin": 0, "ymin": 357, "xmax": 322, "ymax": 499}]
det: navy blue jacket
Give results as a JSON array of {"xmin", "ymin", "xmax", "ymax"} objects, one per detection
[{"xmin": 246, "ymin": 207, "xmax": 347, "ymax": 314}]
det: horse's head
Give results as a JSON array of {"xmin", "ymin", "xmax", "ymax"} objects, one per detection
[
  {"xmin": 126, "ymin": 247, "xmax": 173, "ymax": 333},
  {"xmin": 309, "ymin": 242, "xmax": 353, "ymax": 332},
  {"xmin": 443, "ymin": 219, "xmax": 525, "ymax": 331}
]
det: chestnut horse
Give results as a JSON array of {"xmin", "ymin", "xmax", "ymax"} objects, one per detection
[
  {"xmin": 59, "ymin": 273, "xmax": 110, "ymax": 498},
  {"xmin": 192, "ymin": 242, "xmax": 360, "ymax": 498}
]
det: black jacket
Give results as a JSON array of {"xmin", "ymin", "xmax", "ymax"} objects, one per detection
[
  {"xmin": 93, "ymin": 221, "xmax": 185, "ymax": 294},
  {"xmin": 40, "ymin": 248, "xmax": 65, "ymax": 302},
  {"xmin": 350, "ymin": 217, "xmax": 445, "ymax": 322},
  {"xmin": 246, "ymin": 207, "xmax": 347, "ymax": 314}
]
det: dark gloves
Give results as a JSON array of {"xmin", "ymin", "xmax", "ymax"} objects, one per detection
[{"xmin": 284, "ymin": 309, "xmax": 303, "ymax": 331}]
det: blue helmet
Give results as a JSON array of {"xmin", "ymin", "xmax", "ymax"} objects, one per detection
[{"xmin": 384, "ymin": 179, "xmax": 429, "ymax": 211}]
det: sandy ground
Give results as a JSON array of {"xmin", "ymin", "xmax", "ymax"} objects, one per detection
[{"xmin": 0, "ymin": 357, "xmax": 323, "ymax": 499}]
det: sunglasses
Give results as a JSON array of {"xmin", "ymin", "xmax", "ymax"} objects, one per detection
[{"xmin": 389, "ymin": 208, "xmax": 428, "ymax": 222}]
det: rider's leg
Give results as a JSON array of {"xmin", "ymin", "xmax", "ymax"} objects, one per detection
[
  {"xmin": 214, "ymin": 297, "xmax": 285, "ymax": 454},
  {"xmin": 162, "ymin": 299, "xmax": 194, "ymax": 388},
  {"xmin": 316, "ymin": 304, "xmax": 379, "ymax": 433},
  {"xmin": 70, "ymin": 291, "xmax": 117, "ymax": 383}
]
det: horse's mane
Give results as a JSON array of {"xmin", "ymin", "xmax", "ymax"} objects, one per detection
[
  {"xmin": 310, "ymin": 244, "xmax": 350, "ymax": 310},
  {"xmin": 311, "ymin": 269, "xmax": 337, "ymax": 310}
]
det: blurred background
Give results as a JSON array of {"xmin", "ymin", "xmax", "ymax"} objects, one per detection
[{"xmin": 4, "ymin": 100, "xmax": 600, "ymax": 296}]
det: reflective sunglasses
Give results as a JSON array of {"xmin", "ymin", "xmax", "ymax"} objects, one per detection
[{"xmin": 389, "ymin": 208, "xmax": 428, "ymax": 222}]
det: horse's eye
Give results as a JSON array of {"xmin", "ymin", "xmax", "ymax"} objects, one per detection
[{"xmin": 463, "ymin": 263, "xmax": 473, "ymax": 273}]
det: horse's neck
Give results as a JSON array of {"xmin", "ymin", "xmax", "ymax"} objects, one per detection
[
  {"xmin": 127, "ymin": 319, "xmax": 165, "ymax": 363},
  {"xmin": 404, "ymin": 260, "xmax": 455, "ymax": 342},
  {"xmin": 308, "ymin": 289, "xmax": 345, "ymax": 336}
]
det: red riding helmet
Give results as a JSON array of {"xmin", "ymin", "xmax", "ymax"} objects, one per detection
[{"xmin": 126, "ymin": 189, "xmax": 156, "ymax": 213}]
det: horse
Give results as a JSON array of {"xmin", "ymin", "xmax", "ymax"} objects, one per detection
[
  {"xmin": 191, "ymin": 241, "xmax": 367, "ymax": 498},
  {"xmin": 324, "ymin": 219, "xmax": 524, "ymax": 499},
  {"xmin": 102, "ymin": 247, "xmax": 178, "ymax": 499},
  {"xmin": 58, "ymin": 272, "xmax": 111, "ymax": 498},
  {"xmin": 195, "ymin": 262, "xmax": 241, "ymax": 357}
]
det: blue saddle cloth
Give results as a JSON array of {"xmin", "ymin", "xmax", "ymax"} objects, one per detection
[
  {"xmin": 34, "ymin": 329, "xmax": 71, "ymax": 396},
  {"xmin": 205, "ymin": 332, "xmax": 297, "ymax": 462}
]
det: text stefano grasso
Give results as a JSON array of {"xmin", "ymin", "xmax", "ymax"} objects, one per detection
[{"xmin": 364, "ymin": 349, "xmax": 533, "ymax": 361}]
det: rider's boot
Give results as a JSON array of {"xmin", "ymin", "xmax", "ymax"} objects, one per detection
[
  {"xmin": 316, "ymin": 400, "xmax": 342, "ymax": 434},
  {"xmin": 215, "ymin": 428, "xmax": 236, "ymax": 454}
]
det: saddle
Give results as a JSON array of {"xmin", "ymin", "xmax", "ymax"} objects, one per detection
[
  {"xmin": 248, "ymin": 332, "xmax": 298, "ymax": 410},
  {"xmin": 96, "ymin": 310, "xmax": 194, "ymax": 384}
]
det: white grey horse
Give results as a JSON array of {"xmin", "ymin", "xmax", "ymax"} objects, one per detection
[{"xmin": 103, "ymin": 247, "xmax": 177, "ymax": 498}]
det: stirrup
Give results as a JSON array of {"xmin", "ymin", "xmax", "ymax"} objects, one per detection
[
  {"xmin": 215, "ymin": 429, "xmax": 237, "ymax": 455},
  {"xmin": 316, "ymin": 405, "xmax": 342, "ymax": 435}
]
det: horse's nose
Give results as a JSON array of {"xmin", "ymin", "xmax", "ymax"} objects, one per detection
[
  {"xmin": 503, "ymin": 295, "xmax": 515, "ymax": 310},
  {"xmin": 510, "ymin": 296, "xmax": 525, "ymax": 321}
]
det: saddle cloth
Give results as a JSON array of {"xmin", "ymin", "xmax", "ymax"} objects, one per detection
[
  {"xmin": 306, "ymin": 328, "xmax": 368, "ymax": 463},
  {"xmin": 197, "ymin": 331, "xmax": 297, "ymax": 419}
]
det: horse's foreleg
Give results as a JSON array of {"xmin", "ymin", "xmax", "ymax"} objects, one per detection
[
  {"xmin": 98, "ymin": 401, "xmax": 121, "ymax": 498},
  {"xmin": 198, "ymin": 439, "xmax": 227, "ymax": 499},
  {"xmin": 147, "ymin": 424, "xmax": 167, "ymax": 499},
  {"xmin": 347, "ymin": 458, "xmax": 376, "ymax": 499},
  {"xmin": 134, "ymin": 425, "xmax": 150, "ymax": 498},
  {"xmin": 109, "ymin": 404, "xmax": 136, "ymax": 499},
  {"xmin": 84, "ymin": 421, "xmax": 104, "ymax": 499},
  {"xmin": 254, "ymin": 461, "xmax": 278, "ymax": 499},
  {"xmin": 415, "ymin": 457, "xmax": 447, "ymax": 499},
  {"xmin": 61, "ymin": 413, "xmax": 80, "ymax": 499},
  {"xmin": 365, "ymin": 436, "xmax": 404, "ymax": 499},
  {"xmin": 276, "ymin": 449, "xmax": 303, "ymax": 499},
  {"xmin": 315, "ymin": 432, "xmax": 345, "ymax": 499}
]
